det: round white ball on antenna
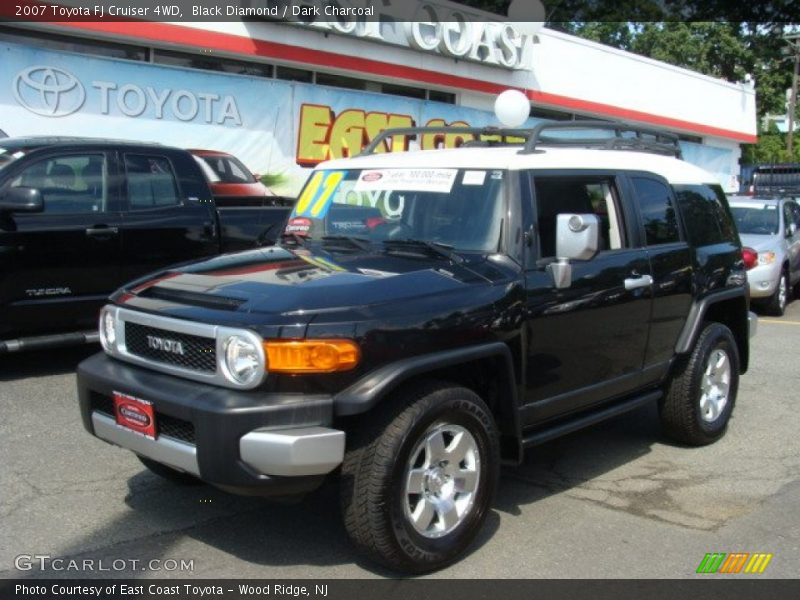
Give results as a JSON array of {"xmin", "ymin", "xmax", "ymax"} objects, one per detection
[
  {"xmin": 494, "ymin": 89, "xmax": 530, "ymax": 128},
  {"xmin": 507, "ymin": 0, "xmax": 545, "ymax": 35}
]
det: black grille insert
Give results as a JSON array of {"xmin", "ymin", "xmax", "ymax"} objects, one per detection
[
  {"xmin": 90, "ymin": 392, "xmax": 115, "ymax": 416},
  {"xmin": 158, "ymin": 414, "xmax": 196, "ymax": 444},
  {"xmin": 124, "ymin": 322, "xmax": 216, "ymax": 373}
]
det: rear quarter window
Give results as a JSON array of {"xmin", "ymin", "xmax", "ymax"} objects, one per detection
[{"xmin": 673, "ymin": 184, "xmax": 737, "ymax": 246}]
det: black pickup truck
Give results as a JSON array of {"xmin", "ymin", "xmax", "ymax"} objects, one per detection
[{"xmin": 0, "ymin": 137, "xmax": 291, "ymax": 352}]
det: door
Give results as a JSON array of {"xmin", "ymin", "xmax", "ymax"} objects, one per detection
[
  {"xmin": 521, "ymin": 173, "xmax": 653, "ymax": 424},
  {"xmin": 629, "ymin": 175, "xmax": 693, "ymax": 367},
  {"xmin": 118, "ymin": 152, "xmax": 218, "ymax": 283},
  {"xmin": 0, "ymin": 151, "xmax": 122, "ymax": 338}
]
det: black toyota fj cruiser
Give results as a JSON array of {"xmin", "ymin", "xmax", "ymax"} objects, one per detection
[{"xmin": 77, "ymin": 122, "xmax": 756, "ymax": 573}]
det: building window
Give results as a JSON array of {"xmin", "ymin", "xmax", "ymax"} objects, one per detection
[
  {"xmin": 530, "ymin": 107, "xmax": 573, "ymax": 121},
  {"xmin": 678, "ymin": 134, "xmax": 703, "ymax": 144},
  {"xmin": 0, "ymin": 26, "xmax": 148, "ymax": 61},
  {"xmin": 381, "ymin": 83, "xmax": 426, "ymax": 100},
  {"xmin": 276, "ymin": 65, "xmax": 314, "ymax": 83},
  {"xmin": 153, "ymin": 49, "xmax": 273, "ymax": 79},
  {"xmin": 428, "ymin": 90, "xmax": 456, "ymax": 104},
  {"xmin": 315, "ymin": 72, "xmax": 368, "ymax": 91}
]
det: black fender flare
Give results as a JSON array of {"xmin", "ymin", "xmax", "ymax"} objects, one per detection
[
  {"xmin": 674, "ymin": 286, "xmax": 747, "ymax": 355},
  {"xmin": 333, "ymin": 342, "xmax": 520, "ymax": 432}
]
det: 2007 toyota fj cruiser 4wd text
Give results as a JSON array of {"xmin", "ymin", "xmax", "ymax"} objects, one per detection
[{"xmin": 77, "ymin": 122, "xmax": 756, "ymax": 573}]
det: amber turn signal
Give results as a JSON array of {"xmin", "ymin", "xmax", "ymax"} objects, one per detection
[{"xmin": 263, "ymin": 339, "xmax": 360, "ymax": 373}]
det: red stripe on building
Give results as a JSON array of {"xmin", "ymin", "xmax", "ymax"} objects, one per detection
[{"xmin": 52, "ymin": 20, "xmax": 757, "ymax": 144}]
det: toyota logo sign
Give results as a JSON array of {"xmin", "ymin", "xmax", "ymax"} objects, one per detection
[{"xmin": 13, "ymin": 66, "xmax": 86, "ymax": 117}]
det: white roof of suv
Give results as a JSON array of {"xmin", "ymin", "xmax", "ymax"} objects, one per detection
[{"xmin": 321, "ymin": 146, "xmax": 715, "ymax": 186}]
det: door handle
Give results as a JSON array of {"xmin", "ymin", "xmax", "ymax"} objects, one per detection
[
  {"xmin": 624, "ymin": 274, "xmax": 654, "ymax": 290},
  {"xmin": 85, "ymin": 226, "xmax": 119, "ymax": 238}
]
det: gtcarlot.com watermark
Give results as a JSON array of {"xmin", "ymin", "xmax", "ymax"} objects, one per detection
[{"xmin": 14, "ymin": 554, "xmax": 194, "ymax": 573}]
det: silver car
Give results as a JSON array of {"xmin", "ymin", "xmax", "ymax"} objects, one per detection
[{"xmin": 729, "ymin": 196, "xmax": 800, "ymax": 315}]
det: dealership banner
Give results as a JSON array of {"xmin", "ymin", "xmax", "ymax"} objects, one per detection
[{"xmin": 1, "ymin": 41, "xmax": 735, "ymax": 195}]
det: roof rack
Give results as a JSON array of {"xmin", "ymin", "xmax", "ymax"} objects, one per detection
[
  {"xmin": 357, "ymin": 126, "xmax": 532, "ymax": 157},
  {"xmin": 356, "ymin": 120, "xmax": 683, "ymax": 159},
  {"xmin": 520, "ymin": 120, "xmax": 682, "ymax": 158}
]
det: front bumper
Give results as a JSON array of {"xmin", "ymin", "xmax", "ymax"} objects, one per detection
[
  {"xmin": 77, "ymin": 352, "xmax": 344, "ymax": 495},
  {"xmin": 747, "ymin": 262, "xmax": 782, "ymax": 299},
  {"xmin": 748, "ymin": 311, "xmax": 758, "ymax": 338}
]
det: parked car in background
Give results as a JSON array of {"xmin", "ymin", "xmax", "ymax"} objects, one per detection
[
  {"xmin": 749, "ymin": 163, "xmax": 800, "ymax": 198},
  {"xmin": 729, "ymin": 196, "xmax": 800, "ymax": 316},
  {"xmin": 189, "ymin": 149, "xmax": 281, "ymax": 206},
  {"xmin": 0, "ymin": 137, "xmax": 291, "ymax": 353}
]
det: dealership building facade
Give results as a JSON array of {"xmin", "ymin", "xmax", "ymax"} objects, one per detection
[{"xmin": 0, "ymin": 7, "xmax": 757, "ymax": 195}]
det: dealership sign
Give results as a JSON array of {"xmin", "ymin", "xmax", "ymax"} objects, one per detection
[
  {"xmin": 285, "ymin": 0, "xmax": 535, "ymax": 70},
  {"xmin": 12, "ymin": 65, "xmax": 242, "ymax": 125},
  {"xmin": 0, "ymin": 40, "xmax": 735, "ymax": 196}
]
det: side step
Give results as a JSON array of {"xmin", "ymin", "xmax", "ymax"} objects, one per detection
[
  {"xmin": 0, "ymin": 331, "xmax": 99, "ymax": 353},
  {"xmin": 521, "ymin": 390, "xmax": 662, "ymax": 447}
]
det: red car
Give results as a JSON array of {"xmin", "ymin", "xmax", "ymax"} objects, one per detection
[{"xmin": 189, "ymin": 149, "xmax": 276, "ymax": 205}]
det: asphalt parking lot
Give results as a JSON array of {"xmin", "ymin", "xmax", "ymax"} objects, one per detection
[{"xmin": 1, "ymin": 304, "xmax": 799, "ymax": 580}]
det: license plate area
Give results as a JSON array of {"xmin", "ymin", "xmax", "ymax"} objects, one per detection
[{"xmin": 113, "ymin": 392, "xmax": 156, "ymax": 439}]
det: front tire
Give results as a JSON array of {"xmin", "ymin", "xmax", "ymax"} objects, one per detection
[
  {"xmin": 340, "ymin": 381, "xmax": 500, "ymax": 573},
  {"xmin": 765, "ymin": 269, "xmax": 789, "ymax": 316},
  {"xmin": 660, "ymin": 322, "xmax": 740, "ymax": 446}
]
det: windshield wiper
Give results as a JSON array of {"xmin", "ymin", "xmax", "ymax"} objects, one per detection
[
  {"xmin": 321, "ymin": 235, "xmax": 373, "ymax": 252},
  {"xmin": 382, "ymin": 239, "xmax": 464, "ymax": 264}
]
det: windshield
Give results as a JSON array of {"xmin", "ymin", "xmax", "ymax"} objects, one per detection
[
  {"xmin": 731, "ymin": 204, "xmax": 780, "ymax": 235},
  {"xmin": 198, "ymin": 155, "xmax": 255, "ymax": 184},
  {"xmin": 285, "ymin": 168, "xmax": 506, "ymax": 253}
]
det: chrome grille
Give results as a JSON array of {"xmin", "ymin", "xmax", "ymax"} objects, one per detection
[
  {"xmin": 104, "ymin": 305, "xmax": 267, "ymax": 390},
  {"xmin": 125, "ymin": 322, "xmax": 216, "ymax": 373}
]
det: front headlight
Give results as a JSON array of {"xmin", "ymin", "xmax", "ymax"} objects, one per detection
[
  {"xmin": 98, "ymin": 307, "xmax": 116, "ymax": 353},
  {"xmin": 222, "ymin": 335, "xmax": 263, "ymax": 386},
  {"xmin": 758, "ymin": 251, "xmax": 776, "ymax": 266}
]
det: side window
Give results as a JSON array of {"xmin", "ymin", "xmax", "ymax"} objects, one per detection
[
  {"xmin": 631, "ymin": 177, "xmax": 680, "ymax": 246},
  {"xmin": 791, "ymin": 203, "xmax": 800, "ymax": 229},
  {"xmin": 8, "ymin": 154, "xmax": 107, "ymax": 214},
  {"xmin": 226, "ymin": 159, "xmax": 251, "ymax": 183},
  {"xmin": 673, "ymin": 184, "xmax": 735, "ymax": 246},
  {"xmin": 124, "ymin": 154, "xmax": 180, "ymax": 210},
  {"xmin": 533, "ymin": 176, "xmax": 626, "ymax": 259},
  {"xmin": 783, "ymin": 203, "xmax": 795, "ymax": 237}
]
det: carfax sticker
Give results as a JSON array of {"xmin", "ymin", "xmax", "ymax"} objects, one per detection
[
  {"xmin": 285, "ymin": 217, "xmax": 312, "ymax": 236},
  {"xmin": 353, "ymin": 169, "xmax": 458, "ymax": 193},
  {"xmin": 462, "ymin": 170, "xmax": 486, "ymax": 186}
]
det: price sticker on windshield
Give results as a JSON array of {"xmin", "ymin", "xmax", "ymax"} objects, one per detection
[{"xmin": 354, "ymin": 169, "xmax": 458, "ymax": 193}]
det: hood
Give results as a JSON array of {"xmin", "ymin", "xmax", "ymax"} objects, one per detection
[
  {"xmin": 739, "ymin": 233, "xmax": 781, "ymax": 253},
  {"xmin": 119, "ymin": 245, "xmax": 509, "ymax": 318}
]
